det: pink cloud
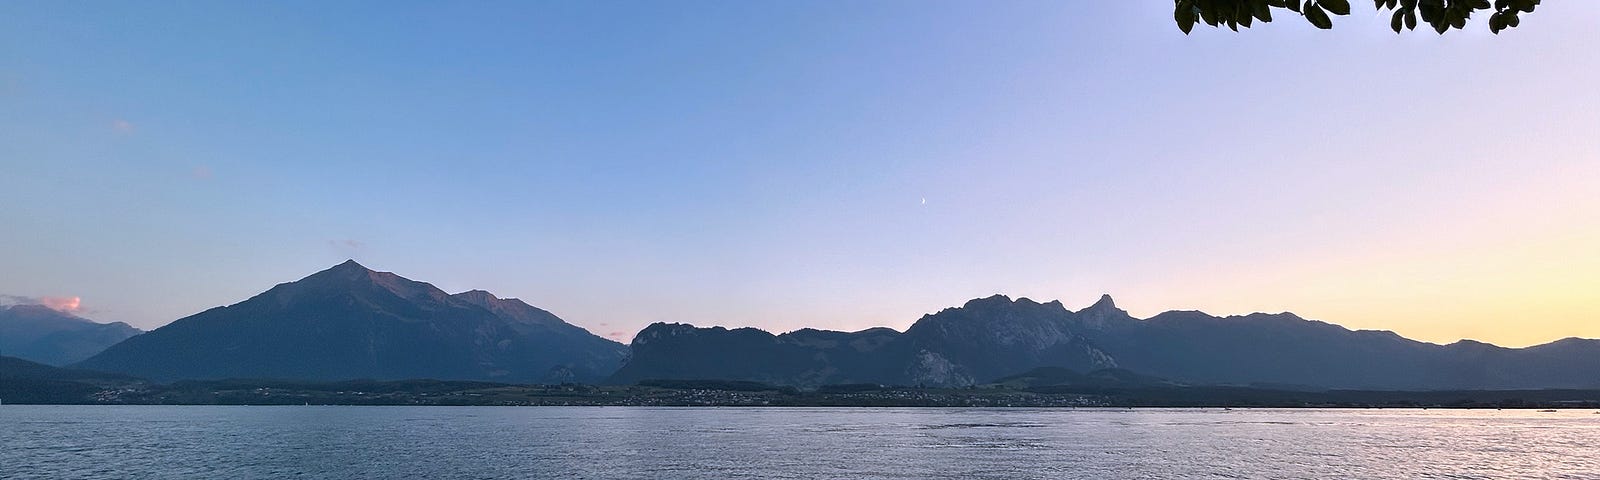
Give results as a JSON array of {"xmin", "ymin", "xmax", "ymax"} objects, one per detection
[
  {"xmin": 192, "ymin": 166, "xmax": 213, "ymax": 179},
  {"xmin": 39, "ymin": 296, "xmax": 81, "ymax": 313},
  {"xmin": 112, "ymin": 119, "xmax": 135, "ymax": 133}
]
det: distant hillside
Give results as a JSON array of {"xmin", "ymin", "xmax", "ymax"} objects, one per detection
[
  {"xmin": 609, "ymin": 295, "xmax": 1117, "ymax": 387},
  {"xmin": 75, "ymin": 260, "xmax": 626, "ymax": 383},
  {"xmin": 612, "ymin": 294, "xmax": 1600, "ymax": 390},
  {"xmin": 0, "ymin": 304, "xmax": 142, "ymax": 365},
  {"xmin": 1066, "ymin": 296, "xmax": 1600, "ymax": 390},
  {"xmin": 989, "ymin": 366, "xmax": 1175, "ymax": 389},
  {"xmin": 0, "ymin": 355, "xmax": 142, "ymax": 404}
]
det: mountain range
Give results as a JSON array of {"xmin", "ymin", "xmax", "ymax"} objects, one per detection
[
  {"xmin": 611, "ymin": 294, "xmax": 1600, "ymax": 390},
  {"xmin": 12, "ymin": 261, "xmax": 1594, "ymax": 391},
  {"xmin": 0, "ymin": 304, "xmax": 142, "ymax": 365},
  {"xmin": 75, "ymin": 260, "xmax": 626, "ymax": 383}
]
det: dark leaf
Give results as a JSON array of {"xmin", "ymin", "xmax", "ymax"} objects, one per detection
[
  {"xmin": 1252, "ymin": 1, "xmax": 1273, "ymax": 22},
  {"xmin": 1177, "ymin": 4, "xmax": 1197, "ymax": 34},
  {"xmin": 1304, "ymin": 4, "xmax": 1334, "ymax": 29},
  {"xmin": 1321, "ymin": 0, "xmax": 1352, "ymax": 15}
]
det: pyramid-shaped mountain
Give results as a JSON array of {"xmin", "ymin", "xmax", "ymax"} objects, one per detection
[{"xmin": 76, "ymin": 260, "xmax": 625, "ymax": 382}]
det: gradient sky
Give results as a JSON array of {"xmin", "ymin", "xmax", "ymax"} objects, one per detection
[{"xmin": 2, "ymin": 2, "xmax": 1596, "ymax": 347}]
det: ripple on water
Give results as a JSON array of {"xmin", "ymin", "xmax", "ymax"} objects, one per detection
[{"xmin": 3, "ymin": 407, "xmax": 1598, "ymax": 480}]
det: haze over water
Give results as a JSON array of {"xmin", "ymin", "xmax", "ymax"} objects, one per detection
[{"xmin": 4, "ymin": 406, "xmax": 1597, "ymax": 479}]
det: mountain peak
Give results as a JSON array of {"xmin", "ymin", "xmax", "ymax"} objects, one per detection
[
  {"xmin": 1077, "ymin": 294, "xmax": 1127, "ymax": 316},
  {"xmin": 454, "ymin": 289, "xmax": 497, "ymax": 301},
  {"xmin": 1087, "ymin": 294, "xmax": 1116, "ymax": 311},
  {"xmin": 1073, "ymin": 293, "xmax": 1134, "ymax": 331},
  {"xmin": 302, "ymin": 259, "xmax": 375, "ymax": 283},
  {"xmin": 331, "ymin": 258, "xmax": 370, "ymax": 271},
  {"xmin": 272, "ymin": 261, "xmax": 455, "ymax": 307},
  {"xmin": 962, "ymin": 294, "xmax": 1014, "ymax": 309}
]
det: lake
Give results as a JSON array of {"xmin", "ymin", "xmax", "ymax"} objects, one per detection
[{"xmin": 3, "ymin": 406, "xmax": 1597, "ymax": 479}]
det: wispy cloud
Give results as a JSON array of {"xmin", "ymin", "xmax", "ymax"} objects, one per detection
[
  {"xmin": 192, "ymin": 166, "xmax": 213, "ymax": 180},
  {"xmin": 111, "ymin": 119, "xmax": 135, "ymax": 133},
  {"xmin": 41, "ymin": 296, "xmax": 80, "ymax": 312},
  {"xmin": 329, "ymin": 239, "xmax": 366, "ymax": 250},
  {"xmin": 1, "ymin": 294, "xmax": 83, "ymax": 313}
]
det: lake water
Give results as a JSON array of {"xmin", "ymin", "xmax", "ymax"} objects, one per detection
[{"xmin": 3, "ymin": 406, "xmax": 1597, "ymax": 479}]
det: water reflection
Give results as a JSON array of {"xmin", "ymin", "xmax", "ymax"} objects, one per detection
[{"xmin": 3, "ymin": 407, "xmax": 1597, "ymax": 479}]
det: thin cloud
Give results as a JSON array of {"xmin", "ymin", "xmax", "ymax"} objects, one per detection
[
  {"xmin": 111, "ymin": 119, "xmax": 135, "ymax": 133},
  {"xmin": 0, "ymin": 294, "xmax": 83, "ymax": 313},
  {"xmin": 41, "ymin": 296, "xmax": 81, "ymax": 312}
]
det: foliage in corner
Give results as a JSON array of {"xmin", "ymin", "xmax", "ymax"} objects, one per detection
[{"xmin": 1174, "ymin": 0, "xmax": 1540, "ymax": 34}]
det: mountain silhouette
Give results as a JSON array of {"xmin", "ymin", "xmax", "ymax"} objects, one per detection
[
  {"xmin": 611, "ymin": 294, "xmax": 1600, "ymax": 389},
  {"xmin": 0, "ymin": 304, "xmax": 141, "ymax": 365},
  {"xmin": 75, "ymin": 260, "xmax": 625, "ymax": 382},
  {"xmin": 610, "ymin": 295, "xmax": 1114, "ymax": 387}
]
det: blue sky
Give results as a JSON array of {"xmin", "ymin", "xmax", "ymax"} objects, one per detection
[{"xmin": 2, "ymin": 2, "xmax": 1596, "ymax": 346}]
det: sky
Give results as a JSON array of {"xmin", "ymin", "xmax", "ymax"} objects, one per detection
[{"xmin": 2, "ymin": 2, "xmax": 1596, "ymax": 347}]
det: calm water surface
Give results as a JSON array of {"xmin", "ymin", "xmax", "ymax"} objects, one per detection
[{"xmin": 3, "ymin": 406, "xmax": 1597, "ymax": 479}]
